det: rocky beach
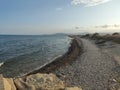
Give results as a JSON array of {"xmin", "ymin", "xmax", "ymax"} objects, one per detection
[
  {"xmin": 1, "ymin": 0, "xmax": 120, "ymax": 89},
  {"xmin": 0, "ymin": 36, "xmax": 82, "ymax": 90},
  {"xmin": 0, "ymin": 33, "xmax": 120, "ymax": 90},
  {"xmin": 32, "ymin": 34, "xmax": 120, "ymax": 90}
]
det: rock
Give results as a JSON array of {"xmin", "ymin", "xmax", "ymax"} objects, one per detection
[
  {"xmin": 5, "ymin": 78, "xmax": 16, "ymax": 90},
  {"xmin": 1, "ymin": 73, "xmax": 82, "ymax": 90},
  {"xmin": 3, "ymin": 78, "xmax": 11, "ymax": 90},
  {"xmin": 95, "ymin": 39, "xmax": 106, "ymax": 44},
  {"xmin": 0, "ymin": 74, "xmax": 16, "ymax": 90},
  {"xmin": 0, "ymin": 74, "xmax": 4, "ymax": 90},
  {"xmin": 14, "ymin": 73, "xmax": 65, "ymax": 90}
]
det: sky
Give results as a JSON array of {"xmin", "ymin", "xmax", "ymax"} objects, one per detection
[{"xmin": 0, "ymin": 0, "xmax": 120, "ymax": 35}]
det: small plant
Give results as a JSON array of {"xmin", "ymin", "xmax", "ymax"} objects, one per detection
[{"xmin": 112, "ymin": 32, "xmax": 119, "ymax": 36}]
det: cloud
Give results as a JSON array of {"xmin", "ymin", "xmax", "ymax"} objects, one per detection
[
  {"xmin": 75, "ymin": 26, "xmax": 80, "ymax": 29},
  {"xmin": 74, "ymin": 26, "xmax": 88, "ymax": 30},
  {"xmin": 94, "ymin": 25, "xmax": 109, "ymax": 28},
  {"xmin": 94, "ymin": 24, "xmax": 120, "ymax": 28},
  {"xmin": 56, "ymin": 8, "xmax": 63, "ymax": 11},
  {"xmin": 74, "ymin": 24, "xmax": 120, "ymax": 33},
  {"xmin": 71, "ymin": 0, "xmax": 112, "ymax": 7}
]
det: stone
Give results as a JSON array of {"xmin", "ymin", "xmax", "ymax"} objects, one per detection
[
  {"xmin": 3, "ymin": 78, "xmax": 11, "ymax": 90},
  {"xmin": 5, "ymin": 78, "xmax": 16, "ymax": 90},
  {"xmin": 0, "ymin": 74, "xmax": 16, "ymax": 90},
  {"xmin": 0, "ymin": 74, "xmax": 4, "ymax": 90},
  {"xmin": 1, "ymin": 73, "xmax": 82, "ymax": 90},
  {"xmin": 3, "ymin": 78, "xmax": 16, "ymax": 90},
  {"xmin": 14, "ymin": 73, "xmax": 65, "ymax": 90}
]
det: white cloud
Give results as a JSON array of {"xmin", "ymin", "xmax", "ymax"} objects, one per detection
[
  {"xmin": 94, "ymin": 24, "xmax": 120, "ymax": 28},
  {"xmin": 71, "ymin": 0, "xmax": 112, "ymax": 7},
  {"xmin": 74, "ymin": 24, "xmax": 120, "ymax": 33}
]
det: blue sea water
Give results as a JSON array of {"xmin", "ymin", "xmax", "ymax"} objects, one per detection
[{"xmin": 0, "ymin": 34, "xmax": 71, "ymax": 77}]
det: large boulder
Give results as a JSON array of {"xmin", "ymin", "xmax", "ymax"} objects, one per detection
[
  {"xmin": 0, "ymin": 74, "xmax": 16, "ymax": 90},
  {"xmin": 0, "ymin": 74, "xmax": 4, "ymax": 90},
  {"xmin": 4, "ymin": 78, "xmax": 16, "ymax": 90},
  {"xmin": 1, "ymin": 73, "xmax": 82, "ymax": 90},
  {"xmin": 14, "ymin": 73, "xmax": 65, "ymax": 90}
]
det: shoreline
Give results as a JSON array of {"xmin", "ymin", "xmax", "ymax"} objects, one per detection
[
  {"xmin": 0, "ymin": 35, "xmax": 72, "ymax": 78},
  {"xmin": 26, "ymin": 36, "xmax": 83, "ymax": 76},
  {"xmin": 0, "ymin": 36, "xmax": 84, "ymax": 90},
  {"xmin": 1, "ymin": 34, "xmax": 120, "ymax": 89}
]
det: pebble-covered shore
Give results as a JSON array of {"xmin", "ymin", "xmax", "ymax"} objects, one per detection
[{"xmin": 30, "ymin": 36, "xmax": 120, "ymax": 90}]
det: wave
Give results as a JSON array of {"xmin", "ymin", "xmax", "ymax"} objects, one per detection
[
  {"xmin": 0, "ymin": 62, "xmax": 4, "ymax": 67},
  {"xmin": 25, "ymin": 37, "xmax": 82, "ymax": 76},
  {"xmin": 16, "ymin": 55, "xmax": 63, "ymax": 78}
]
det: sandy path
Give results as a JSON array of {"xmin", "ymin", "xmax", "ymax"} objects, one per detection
[{"xmin": 53, "ymin": 37, "xmax": 118, "ymax": 90}]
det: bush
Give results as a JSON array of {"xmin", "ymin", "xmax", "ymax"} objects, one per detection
[
  {"xmin": 91, "ymin": 33, "xmax": 100, "ymax": 39},
  {"xmin": 112, "ymin": 32, "xmax": 119, "ymax": 36}
]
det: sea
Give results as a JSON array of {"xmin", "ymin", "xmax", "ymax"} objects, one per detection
[{"xmin": 0, "ymin": 34, "xmax": 71, "ymax": 77}]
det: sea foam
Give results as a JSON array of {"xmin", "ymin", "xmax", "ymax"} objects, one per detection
[{"xmin": 0, "ymin": 62, "xmax": 4, "ymax": 67}]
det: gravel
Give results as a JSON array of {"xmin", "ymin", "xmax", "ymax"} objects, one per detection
[{"xmin": 53, "ymin": 38, "xmax": 118, "ymax": 90}]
